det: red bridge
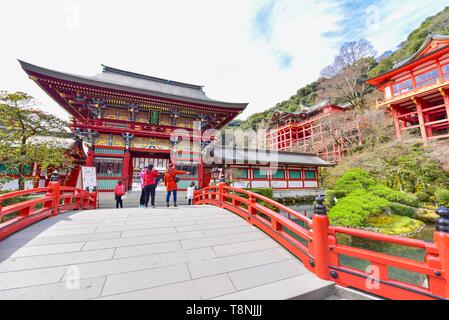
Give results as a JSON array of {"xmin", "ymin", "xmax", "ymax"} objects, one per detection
[{"xmin": 1, "ymin": 181, "xmax": 448, "ymax": 300}]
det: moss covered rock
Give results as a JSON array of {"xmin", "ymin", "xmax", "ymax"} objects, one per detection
[
  {"xmin": 365, "ymin": 214, "xmax": 424, "ymax": 236},
  {"xmin": 415, "ymin": 208, "xmax": 439, "ymax": 223},
  {"xmin": 387, "ymin": 202, "xmax": 417, "ymax": 218}
]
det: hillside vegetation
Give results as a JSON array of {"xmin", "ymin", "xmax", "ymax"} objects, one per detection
[
  {"xmin": 236, "ymin": 6, "xmax": 449, "ymax": 131},
  {"xmin": 235, "ymin": 6, "xmax": 449, "ymax": 234}
]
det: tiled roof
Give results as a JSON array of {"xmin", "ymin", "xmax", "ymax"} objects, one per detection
[
  {"xmin": 206, "ymin": 145, "xmax": 333, "ymax": 167},
  {"xmin": 19, "ymin": 60, "xmax": 248, "ymax": 110}
]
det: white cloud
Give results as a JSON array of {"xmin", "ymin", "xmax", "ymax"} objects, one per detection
[
  {"xmin": 361, "ymin": 0, "xmax": 448, "ymax": 54},
  {"xmin": 0, "ymin": 0, "xmax": 447, "ymax": 121}
]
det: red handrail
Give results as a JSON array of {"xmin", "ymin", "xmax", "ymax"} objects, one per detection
[
  {"xmin": 0, "ymin": 181, "xmax": 98, "ymax": 241},
  {"xmin": 193, "ymin": 184, "xmax": 449, "ymax": 300}
]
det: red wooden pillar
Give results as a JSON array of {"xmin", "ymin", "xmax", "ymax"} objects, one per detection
[
  {"xmin": 122, "ymin": 151, "xmax": 131, "ymax": 190},
  {"xmin": 288, "ymin": 127, "xmax": 293, "ymax": 151},
  {"xmin": 392, "ymin": 108, "xmax": 402, "ymax": 142},
  {"xmin": 198, "ymin": 151, "xmax": 204, "ymax": 188},
  {"xmin": 414, "ymin": 98, "xmax": 428, "ymax": 145},
  {"xmin": 86, "ymin": 148, "xmax": 94, "ymax": 167},
  {"xmin": 420, "ymin": 99, "xmax": 433, "ymax": 138},
  {"xmin": 424, "ymin": 113, "xmax": 433, "ymax": 138},
  {"xmin": 442, "ymin": 89, "xmax": 449, "ymax": 121},
  {"xmin": 128, "ymin": 154, "xmax": 134, "ymax": 191}
]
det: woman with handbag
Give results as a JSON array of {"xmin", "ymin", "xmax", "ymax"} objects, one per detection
[
  {"xmin": 164, "ymin": 163, "xmax": 189, "ymax": 207},
  {"xmin": 144, "ymin": 164, "xmax": 159, "ymax": 208}
]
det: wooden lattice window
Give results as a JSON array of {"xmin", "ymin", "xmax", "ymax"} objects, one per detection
[{"xmin": 149, "ymin": 111, "xmax": 160, "ymax": 125}]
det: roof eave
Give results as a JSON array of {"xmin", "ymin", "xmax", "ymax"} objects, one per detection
[
  {"xmin": 18, "ymin": 60, "xmax": 248, "ymax": 110},
  {"xmin": 367, "ymin": 35, "xmax": 449, "ymax": 86}
]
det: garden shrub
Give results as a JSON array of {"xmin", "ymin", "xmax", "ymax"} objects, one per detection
[
  {"xmin": 415, "ymin": 191, "xmax": 431, "ymax": 204},
  {"xmin": 435, "ymin": 188, "xmax": 449, "ymax": 207},
  {"xmin": 0, "ymin": 190, "xmax": 29, "ymax": 206},
  {"xmin": 388, "ymin": 202, "xmax": 417, "ymax": 218},
  {"xmin": 0, "ymin": 190, "xmax": 30, "ymax": 223},
  {"xmin": 368, "ymin": 185, "xmax": 419, "ymax": 207},
  {"xmin": 246, "ymin": 188, "xmax": 273, "ymax": 199},
  {"xmin": 329, "ymin": 189, "xmax": 390, "ymax": 228},
  {"xmin": 245, "ymin": 188, "xmax": 279, "ymax": 212},
  {"xmin": 333, "ymin": 169, "xmax": 377, "ymax": 194}
]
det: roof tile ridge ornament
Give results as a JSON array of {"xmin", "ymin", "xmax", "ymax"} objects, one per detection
[
  {"xmin": 393, "ymin": 33, "xmax": 449, "ymax": 69},
  {"xmin": 100, "ymin": 64, "xmax": 205, "ymax": 90}
]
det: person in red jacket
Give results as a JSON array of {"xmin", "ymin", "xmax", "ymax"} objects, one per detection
[
  {"xmin": 114, "ymin": 180, "xmax": 126, "ymax": 209},
  {"xmin": 164, "ymin": 163, "xmax": 189, "ymax": 207},
  {"xmin": 144, "ymin": 164, "xmax": 159, "ymax": 208}
]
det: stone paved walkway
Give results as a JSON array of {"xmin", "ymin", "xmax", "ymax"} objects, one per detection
[{"xmin": 0, "ymin": 205, "xmax": 333, "ymax": 300}]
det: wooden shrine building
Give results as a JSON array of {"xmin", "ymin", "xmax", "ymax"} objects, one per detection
[
  {"xmin": 20, "ymin": 61, "xmax": 247, "ymax": 191},
  {"xmin": 204, "ymin": 145, "xmax": 332, "ymax": 197},
  {"xmin": 367, "ymin": 34, "xmax": 449, "ymax": 145},
  {"xmin": 265, "ymin": 100, "xmax": 362, "ymax": 163}
]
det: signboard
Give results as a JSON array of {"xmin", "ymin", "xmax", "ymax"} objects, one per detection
[{"xmin": 81, "ymin": 166, "xmax": 97, "ymax": 191}]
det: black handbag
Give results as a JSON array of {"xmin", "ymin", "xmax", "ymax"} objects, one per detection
[{"xmin": 175, "ymin": 176, "xmax": 180, "ymax": 183}]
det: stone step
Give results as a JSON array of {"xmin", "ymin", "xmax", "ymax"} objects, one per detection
[
  {"xmin": 98, "ymin": 190, "xmax": 189, "ymax": 208},
  {"xmin": 212, "ymin": 273, "xmax": 335, "ymax": 300}
]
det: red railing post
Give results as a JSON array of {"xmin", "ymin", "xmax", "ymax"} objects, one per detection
[
  {"xmin": 47, "ymin": 171, "xmax": 61, "ymax": 216},
  {"xmin": 47, "ymin": 181, "xmax": 61, "ymax": 216},
  {"xmin": 91, "ymin": 187, "xmax": 98, "ymax": 209},
  {"xmin": 79, "ymin": 189, "xmax": 86, "ymax": 209},
  {"xmin": 74, "ymin": 189, "xmax": 82, "ymax": 210},
  {"xmin": 192, "ymin": 191, "xmax": 197, "ymax": 205},
  {"xmin": 312, "ymin": 195, "xmax": 331, "ymax": 280},
  {"xmin": 248, "ymin": 195, "xmax": 256, "ymax": 213},
  {"xmin": 218, "ymin": 182, "xmax": 226, "ymax": 207},
  {"xmin": 434, "ymin": 206, "xmax": 449, "ymax": 298}
]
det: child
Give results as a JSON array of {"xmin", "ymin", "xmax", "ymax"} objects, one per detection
[
  {"xmin": 186, "ymin": 181, "xmax": 196, "ymax": 205},
  {"xmin": 114, "ymin": 180, "xmax": 126, "ymax": 209}
]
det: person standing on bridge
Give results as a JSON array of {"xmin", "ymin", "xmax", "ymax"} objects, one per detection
[
  {"xmin": 139, "ymin": 166, "xmax": 147, "ymax": 208},
  {"xmin": 164, "ymin": 163, "xmax": 189, "ymax": 207},
  {"xmin": 114, "ymin": 180, "xmax": 126, "ymax": 209},
  {"xmin": 144, "ymin": 164, "xmax": 159, "ymax": 208},
  {"xmin": 186, "ymin": 181, "xmax": 196, "ymax": 205}
]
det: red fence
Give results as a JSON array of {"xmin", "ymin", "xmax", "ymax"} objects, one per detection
[
  {"xmin": 193, "ymin": 184, "xmax": 449, "ymax": 300},
  {"xmin": 0, "ymin": 181, "xmax": 97, "ymax": 241}
]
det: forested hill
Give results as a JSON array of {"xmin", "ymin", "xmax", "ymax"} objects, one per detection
[{"xmin": 235, "ymin": 6, "xmax": 449, "ymax": 131}]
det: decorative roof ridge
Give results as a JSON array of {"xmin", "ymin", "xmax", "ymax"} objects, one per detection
[
  {"xmin": 100, "ymin": 65, "xmax": 205, "ymax": 90},
  {"xmin": 210, "ymin": 144, "xmax": 329, "ymax": 158},
  {"xmin": 393, "ymin": 33, "xmax": 449, "ymax": 69}
]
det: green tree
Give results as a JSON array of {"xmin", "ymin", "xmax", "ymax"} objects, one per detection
[{"xmin": 0, "ymin": 91, "xmax": 72, "ymax": 190}]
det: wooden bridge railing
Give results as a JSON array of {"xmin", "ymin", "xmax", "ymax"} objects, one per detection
[
  {"xmin": 193, "ymin": 183, "xmax": 449, "ymax": 300},
  {"xmin": 0, "ymin": 175, "xmax": 97, "ymax": 241}
]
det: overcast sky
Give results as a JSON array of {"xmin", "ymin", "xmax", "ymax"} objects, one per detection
[{"xmin": 0, "ymin": 0, "xmax": 447, "ymax": 120}]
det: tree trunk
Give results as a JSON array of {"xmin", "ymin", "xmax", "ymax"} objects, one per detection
[
  {"xmin": 18, "ymin": 139, "xmax": 26, "ymax": 190},
  {"xmin": 18, "ymin": 163, "xmax": 25, "ymax": 190}
]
